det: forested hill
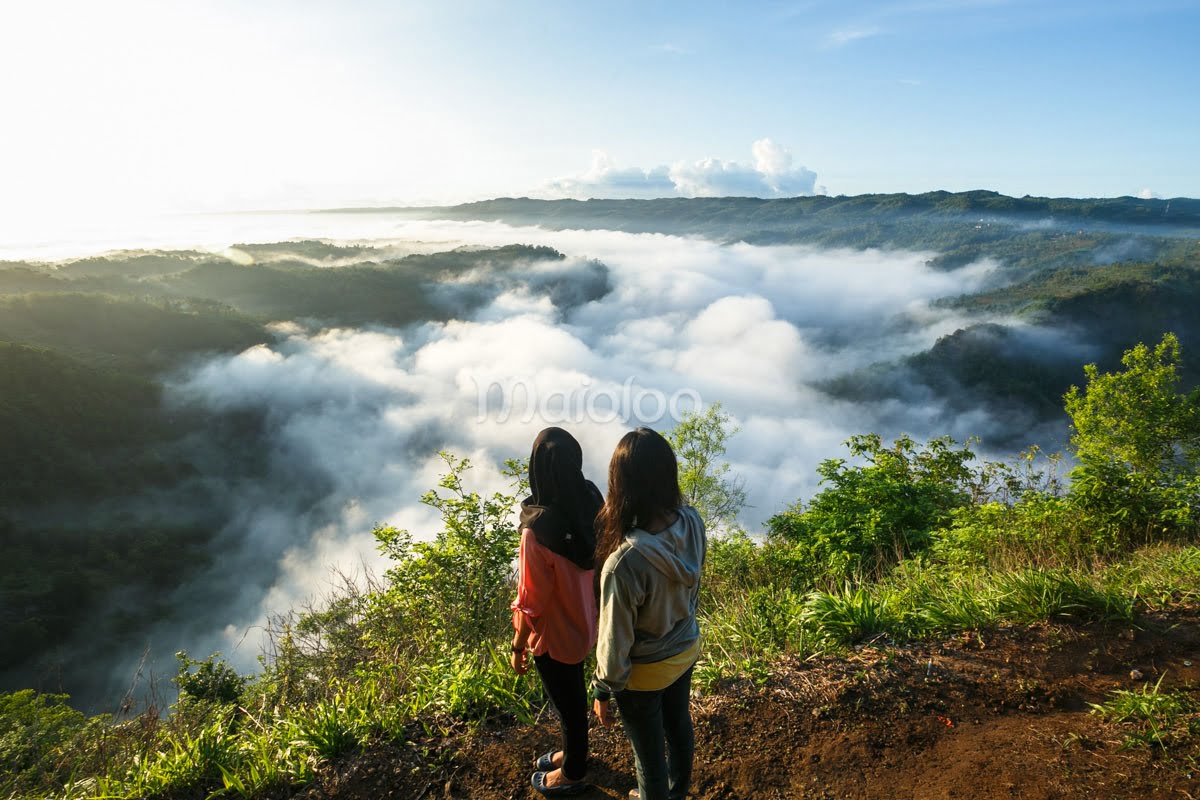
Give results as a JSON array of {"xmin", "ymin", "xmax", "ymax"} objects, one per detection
[
  {"xmin": 335, "ymin": 190, "xmax": 1198, "ymax": 243},
  {"xmin": 386, "ymin": 191, "xmax": 1200, "ymax": 227}
]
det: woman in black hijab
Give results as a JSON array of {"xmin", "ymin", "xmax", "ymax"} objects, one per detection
[{"xmin": 512, "ymin": 427, "xmax": 603, "ymax": 797}]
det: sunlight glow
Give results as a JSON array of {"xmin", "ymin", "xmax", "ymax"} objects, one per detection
[{"xmin": 0, "ymin": 1, "xmax": 489, "ymax": 231}]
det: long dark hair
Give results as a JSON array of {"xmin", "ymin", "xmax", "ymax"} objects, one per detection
[{"xmin": 594, "ymin": 427, "xmax": 683, "ymax": 576}]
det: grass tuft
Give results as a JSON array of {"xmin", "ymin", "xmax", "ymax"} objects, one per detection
[
  {"xmin": 1090, "ymin": 675, "xmax": 1199, "ymax": 749},
  {"xmin": 802, "ymin": 585, "xmax": 899, "ymax": 644}
]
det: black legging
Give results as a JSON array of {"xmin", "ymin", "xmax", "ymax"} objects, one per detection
[{"xmin": 533, "ymin": 653, "xmax": 589, "ymax": 781}]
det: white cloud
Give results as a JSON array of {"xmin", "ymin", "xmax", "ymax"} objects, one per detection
[
  {"xmin": 543, "ymin": 151, "xmax": 676, "ymax": 199},
  {"xmin": 826, "ymin": 26, "xmax": 883, "ymax": 46},
  {"xmin": 1137, "ymin": 187, "xmax": 1159, "ymax": 200},
  {"xmin": 544, "ymin": 140, "xmax": 819, "ymax": 199},
  {"xmin": 752, "ymin": 138, "xmax": 820, "ymax": 195}
]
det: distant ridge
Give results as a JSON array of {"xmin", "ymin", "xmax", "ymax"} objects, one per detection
[{"xmin": 324, "ymin": 190, "xmax": 1200, "ymax": 231}]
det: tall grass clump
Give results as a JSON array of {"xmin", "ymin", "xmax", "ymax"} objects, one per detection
[
  {"xmin": 696, "ymin": 586, "xmax": 811, "ymax": 689},
  {"xmin": 802, "ymin": 585, "xmax": 900, "ymax": 645},
  {"xmin": 992, "ymin": 568, "xmax": 1135, "ymax": 624},
  {"xmin": 882, "ymin": 564, "xmax": 999, "ymax": 635},
  {"xmin": 1101, "ymin": 544, "xmax": 1200, "ymax": 610}
]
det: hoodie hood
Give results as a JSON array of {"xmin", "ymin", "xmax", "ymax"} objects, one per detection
[{"xmin": 626, "ymin": 506, "xmax": 705, "ymax": 587}]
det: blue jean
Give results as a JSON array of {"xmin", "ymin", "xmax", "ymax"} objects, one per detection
[{"xmin": 614, "ymin": 666, "xmax": 694, "ymax": 800}]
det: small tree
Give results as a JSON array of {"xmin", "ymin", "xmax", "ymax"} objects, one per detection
[
  {"xmin": 368, "ymin": 453, "xmax": 526, "ymax": 654},
  {"xmin": 668, "ymin": 403, "xmax": 747, "ymax": 534},
  {"xmin": 1064, "ymin": 332, "xmax": 1200, "ymax": 477},
  {"xmin": 254, "ymin": 455, "xmax": 529, "ymax": 709},
  {"xmin": 1064, "ymin": 333, "xmax": 1200, "ymax": 545}
]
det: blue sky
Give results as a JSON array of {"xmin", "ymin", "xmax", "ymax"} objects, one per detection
[{"xmin": 1, "ymin": 0, "xmax": 1197, "ymax": 220}]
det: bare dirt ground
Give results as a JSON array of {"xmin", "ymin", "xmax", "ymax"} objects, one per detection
[{"xmin": 296, "ymin": 610, "xmax": 1200, "ymax": 799}]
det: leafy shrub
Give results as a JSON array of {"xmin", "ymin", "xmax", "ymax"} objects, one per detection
[
  {"xmin": 1064, "ymin": 333, "xmax": 1200, "ymax": 548},
  {"xmin": 0, "ymin": 690, "xmax": 89, "ymax": 797},
  {"xmin": 254, "ymin": 452, "xmax": 530, "ymax": 712},
  {"xmin": 931, "ymin": 494, "xmax": 1093, "ymax": 567},
  {"xmin": 702, "ymin": 529, "xmax": 761, "ymax": 598},
  {"xmin": 175, "ymin": 650, "xmax": 246, "ymax": 706},
  {"xmin": 365, "ymin": 453, "xmax": 525, "ymax": 657},
  {"xmin": 1065, "ymin": 333, "xmax": 1200, "ymax": 477},
  {"xmin": 768, "ymin": 434, "xmax": 978, "ymax": 580},
  {"xmin": 1068, "ymin": 460, "xmax": 1200, "ymax": 549},
  {"xmin": 701, "ymin": 530, "xmax": 820, "ymax": 600}
]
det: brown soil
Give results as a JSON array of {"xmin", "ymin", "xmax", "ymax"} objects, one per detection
[{"xmin": 297, "ymin": 611, "xmax": 1200, "ymax": 800}]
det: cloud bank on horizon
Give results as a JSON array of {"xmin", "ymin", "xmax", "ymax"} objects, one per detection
[{"xmin": 543, "ymin": 139, "xmax": 823, "ymax": 199}]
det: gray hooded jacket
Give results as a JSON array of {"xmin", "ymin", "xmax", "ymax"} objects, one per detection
[{"xmin": 593, "ymin": 505, "xmax": 707, "ymax": 699}]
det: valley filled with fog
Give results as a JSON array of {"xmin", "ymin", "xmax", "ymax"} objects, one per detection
[
  {"xmin": 3, "ymin": 201, "xmax": 1197, "ymax": 710},
  {"xmin": 162, "ymin": 221, "xmax": 1009, "ymax": 679}
]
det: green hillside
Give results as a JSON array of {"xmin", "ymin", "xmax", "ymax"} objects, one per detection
[
  {"xmin": 0, "ymin": 342, "xmax": 165, "ymax": 502},
  {"xmin": 0, "ymin": 244, "xmax": 585, "ymax": 329},
  {"xmin": 0, "ymin": 294, "xmax": 265, "ymax": 375}
]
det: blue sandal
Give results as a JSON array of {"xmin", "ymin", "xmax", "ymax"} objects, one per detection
[
  {"xmin": 534, "ymin": 750, "xmax": 560, "ymax": 771},
  {"xmin": 530, "ymin": 770, "xmax": 590, "ymax": 797}
]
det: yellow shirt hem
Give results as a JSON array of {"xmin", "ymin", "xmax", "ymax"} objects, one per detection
[{"xmin": 625, "ymin": 640, "xmax": 700, "ymax": 692}]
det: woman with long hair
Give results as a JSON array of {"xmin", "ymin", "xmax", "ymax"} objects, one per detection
[
  {"xmin": 592, "ymin": 427, "xmax": 707, "ymax": 800},
  {"xmin": 511, "ymin": 427, "xmax": 603, "ymax": 797}
]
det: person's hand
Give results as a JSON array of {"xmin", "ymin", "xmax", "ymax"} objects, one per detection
[
  {"xmin": 593, "ymin": 698, "xmax": 613, "ymax": 727},
  {"xmin": 511, "ymin": 648, "xmax": 528, "ymax": 675}
]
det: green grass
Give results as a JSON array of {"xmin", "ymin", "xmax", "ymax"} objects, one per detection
[
  {"xmin": 992, "ymin": 568, "xmax": 1136, "ymax": 624},
  {"xmin": 1103, "ymin": 545, "xmax": 1200, "ymax": 610},
  {"xmin": 802, "ymin": 585, "xmax": 900, "ymax": 645},
  {"xmin": 696, "ymin": 587, "xmax": 811, "ymax": 689},
  {"xmin": 1091, "ymin": 675, "xmax": 1199, "ymax": 749}
]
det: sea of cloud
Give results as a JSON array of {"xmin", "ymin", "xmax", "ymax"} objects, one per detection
[{"xmin": 143, "ymin": 218, "xmax": 1016, "ymax": 677}]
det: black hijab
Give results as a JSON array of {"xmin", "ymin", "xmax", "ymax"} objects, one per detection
[{"xmin": 518, "ymin": 427, "xmax": 602, "ymax": 570}]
